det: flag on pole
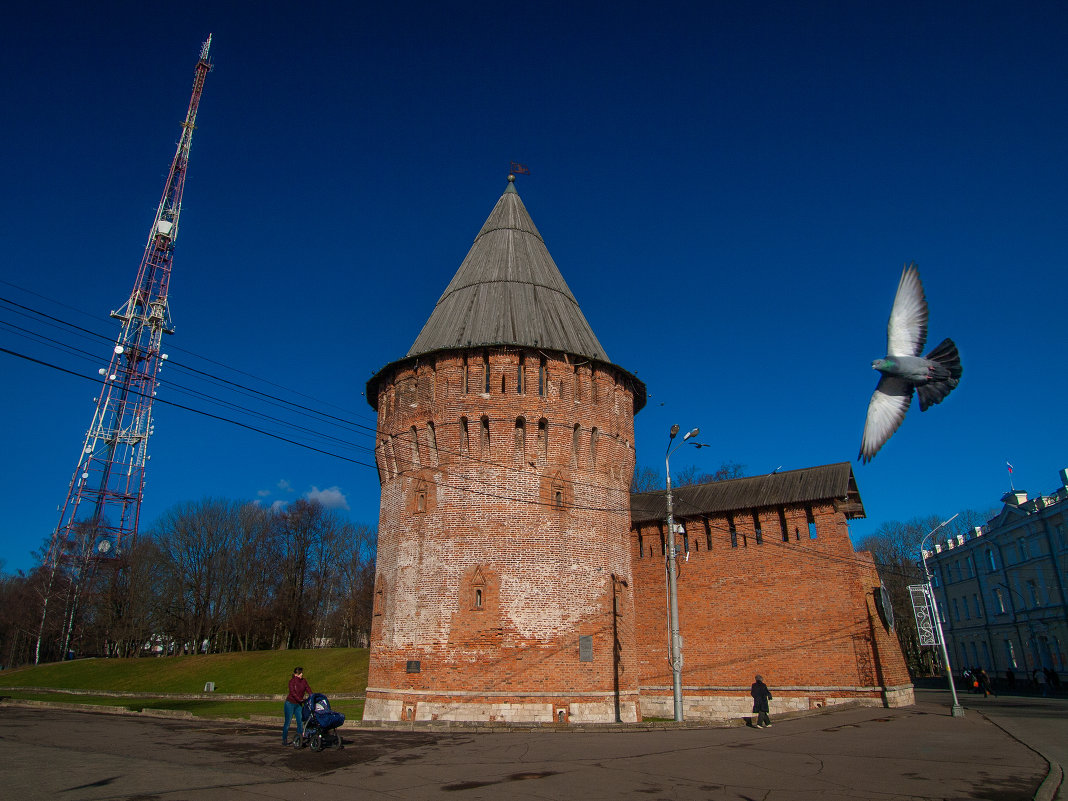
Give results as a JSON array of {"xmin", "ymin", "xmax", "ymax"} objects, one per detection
[{"xmin": 1006, "ymin": 462, "xmax": 1013, "ymax": 474}]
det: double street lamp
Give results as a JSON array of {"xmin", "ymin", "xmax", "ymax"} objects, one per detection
[
  {"xmin": 920, "ymin": 513, "xmax": 964, "ymax": 717},
  {"xmin": 665, "ymin": 424, "xmax": 703, "ymax": 722}
]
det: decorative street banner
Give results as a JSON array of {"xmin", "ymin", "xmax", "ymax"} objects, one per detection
[{"xmin": 909, "ymin": 584, "xmax": 939, "ymax": 646}]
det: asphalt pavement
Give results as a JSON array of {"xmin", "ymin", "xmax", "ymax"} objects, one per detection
[{"xmin": 0, "ymin": 687, "xmax": 1062, "ymax": 800}]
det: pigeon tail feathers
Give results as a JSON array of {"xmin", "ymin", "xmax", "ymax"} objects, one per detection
[{"xmin": 916, "ymin": 338, "xmax": 962, "ymax": 411}]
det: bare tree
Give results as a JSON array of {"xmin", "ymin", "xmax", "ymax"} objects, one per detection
[{"xmin": 632, "ymin": 462, "xmax": 747, "ymax": 492}]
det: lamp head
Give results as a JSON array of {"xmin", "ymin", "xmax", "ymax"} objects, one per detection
[
  {"xmin": 683, "ymin": 427, "xmax": 699, "ymax": 440},
  {"xmin": 670, "ymin": 424, "xmax": 680, "ymax": 439}
]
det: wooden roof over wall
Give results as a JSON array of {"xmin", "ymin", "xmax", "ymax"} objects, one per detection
[{"xmin": 630, "ymin": 462, "xmax": 866, "ymax": 524}]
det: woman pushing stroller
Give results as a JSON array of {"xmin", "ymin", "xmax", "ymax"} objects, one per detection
[{"xmin": 283, "ymin": 667, "xmax": 311, "ymax": 747}]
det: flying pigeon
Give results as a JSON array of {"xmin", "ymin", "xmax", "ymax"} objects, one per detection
[{"xmin": 859, "ymin": 264, "xmax": 962, "ymax": 463}]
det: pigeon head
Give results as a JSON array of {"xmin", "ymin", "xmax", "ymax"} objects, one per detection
[{"xmin": 872, "ymin": 357, "xmax": 896, "ymax": 372}]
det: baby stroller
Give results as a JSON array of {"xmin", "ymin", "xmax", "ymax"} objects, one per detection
[{"xmin": 299, "ymin": 693, "xmax": 345, "ymax": 751}]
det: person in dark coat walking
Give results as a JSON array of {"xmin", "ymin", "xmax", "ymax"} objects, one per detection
[{"xmin": 751, "ymin": 674, "xmax": 773, "ymax": 728}]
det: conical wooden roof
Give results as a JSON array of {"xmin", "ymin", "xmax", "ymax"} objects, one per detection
[{"xmin": 406, "ymin": 178, "xmax": 609, "ymax": 361}]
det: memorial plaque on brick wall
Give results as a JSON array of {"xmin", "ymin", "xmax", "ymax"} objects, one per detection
[
  {"xmin": 406, "ymin": 660, "xmax": 421, "ymax": 673},
  {"xmin": 579, "ymin": 635, "xmax": 593, "ymax": 662}
]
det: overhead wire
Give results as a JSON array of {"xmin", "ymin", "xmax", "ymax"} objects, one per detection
[{"xmin": 1, "ymin": 285, "xmax": 978, "ymax": 577}]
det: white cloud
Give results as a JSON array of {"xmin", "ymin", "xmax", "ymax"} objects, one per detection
[
  {"xmin": 277, "ymin": 479, "xmax": 294, "ymax": 493},
  {"xmin": 305, "ymin": 485, "xmax": 349, "ymax": 510},
  {"xmin": 257, "ymin": 489, "xmax": 271, "ymax": 498}
]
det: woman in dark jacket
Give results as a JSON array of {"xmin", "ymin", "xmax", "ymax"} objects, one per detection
[{"xmin": 751, "ymin": 674, "xmax": 772, "ymax": 728}]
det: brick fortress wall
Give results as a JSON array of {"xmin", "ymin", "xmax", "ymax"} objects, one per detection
[
  {"xmin": 365, "ymin": 347, "xmax": 643, "ymax": 723},
  {"xmin": 631, "ymin": 501, "xmax": 914, "ymax": 719}
]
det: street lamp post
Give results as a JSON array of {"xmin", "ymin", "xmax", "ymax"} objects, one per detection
[
  {"xmin": 665, "ymin": 424, "xmax": 699, "ymax": 722},
  {"xmin": 920, "ymin": 513, "xmax": 964, "ymax": 717}
]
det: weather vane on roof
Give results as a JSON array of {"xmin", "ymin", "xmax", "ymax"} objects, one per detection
[{"xmin": 510, "ymin": 161, "xmax": 530, "ymax": 176}]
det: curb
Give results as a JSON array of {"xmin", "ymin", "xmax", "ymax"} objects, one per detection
[{"xmin": 971, "ymin": 708, "xmax": 1063, "ymax": 801}]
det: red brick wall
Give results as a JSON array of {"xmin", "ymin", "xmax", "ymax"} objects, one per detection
[
  {"xmin": 631, "ymin": 500, "xmax": 912, "ymax": 709},
  {"xmin": 367, "ymin": 348, "xmax": 643, "ymax": 721}
]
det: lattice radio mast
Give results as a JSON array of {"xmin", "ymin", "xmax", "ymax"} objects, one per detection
[{"xmin": 37, "ymin": 36, "xmax": 213, "ymax": 660}]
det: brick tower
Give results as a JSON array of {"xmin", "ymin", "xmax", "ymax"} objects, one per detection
[{"xmin": 364, "ymin": 176, "xmax": 646, "ymax": 723}]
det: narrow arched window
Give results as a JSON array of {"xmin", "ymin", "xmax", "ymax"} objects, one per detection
[
  {"xmin": 462, "ymin": 355, "xmax": 469, "ymax": 394},
  {"xmin": 538, "ymin": 418, "xmax": 548, "ymax": 458},
  {"xmin": 538, "ymin": 356, "xmax": 547, "ymax": 396},
  {"xmin": 410, "ymin": 425, "xmax": 420, "ymax": 469},
  {"xmin": 480, "ymin": 415, "xmax": 490, "ymax": 455},
  {"xmin": 475, "ymin": 588, "xmax": 483, "ymax": 608},
  {"xmin": 517, "ymin": 354, "xmax": 525, "ymax": 394},
  {"xmin": 427, "ymin": 421, "xmax": 438, "ymax": 465},
  {"xmin": 573, "ymin": 365, "xmax": 580, "ymax": 401},
  {"xmin": 572, "ymin": 423, "xmax": 581, "ymax": 463},
  {"xmin": 514, "ymin": 417, "xmax": 526, "ymax": 457},
  {"xmin": 590, "ymin": 427, "xmax": 599, "ymax": 464},
  {"xmin": 414, "ymin": 479, "xmax": 427, "ymax": 513},
  {"xmin": 483, "ymin": 351, "xmax": 490, "ymax": 394},
  {"xmin": 551, "ymin": 475, "xmax": 565, "ymax": 511},
  {"xmin": 459, "ymin": 416, "xmax": 469, "ymax": 455}
]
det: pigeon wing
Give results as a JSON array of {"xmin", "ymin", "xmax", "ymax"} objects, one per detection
[
  {"xmin": 859, "ymin": 375, "xmax": 913, "ymax": 463},
  {"xmin": 886, "ymin": 264, "xmax": 928, "ymax": 357}
]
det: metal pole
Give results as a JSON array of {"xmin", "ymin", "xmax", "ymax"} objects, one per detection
[
  {"xmin": 921, "ymin": 514, "xmax": 964, "ymax": 717},
  {"xmin": 665, "ymin": 453, "xmax": 684, "ymax": 722}
]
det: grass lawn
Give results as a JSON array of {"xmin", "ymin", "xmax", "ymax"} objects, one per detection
[{"xmin": 0, "ymin": 648, "xmax": 369, "ymax": 697}]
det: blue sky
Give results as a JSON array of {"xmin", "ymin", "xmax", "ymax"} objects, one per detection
[{"xmin": 1, "ymin": 1, "xmax": 1065, "ymax": 573}]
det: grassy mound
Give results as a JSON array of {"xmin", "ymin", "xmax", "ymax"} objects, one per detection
[{"xmin": 0, "ymin": 648, "xmax": 369, "ymax": 696}]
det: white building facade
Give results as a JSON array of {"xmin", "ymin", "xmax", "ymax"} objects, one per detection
[{"xmin": 926, "ymin": 469, "xmax": 1068, "ymax": 683}]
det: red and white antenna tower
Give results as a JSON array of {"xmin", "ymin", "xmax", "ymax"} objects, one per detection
[{"xmin": 41, "ymin": 36, "xmax": 213, "ymax": 627}]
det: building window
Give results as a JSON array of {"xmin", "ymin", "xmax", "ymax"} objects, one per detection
[
  {"xmin": 459, "ymin": 416, "xmax": 469, "ymax": 455},
  {"xmin": 986, "ymin": 549, "xmax": 997, "ymax": 572},
  {"xmin": 806, "ymin": 507, "xmax": 817, "ymax": 539},
  {"xmin": 1018, "ymin": 537, "xmax": 1028, "ymax": 561},
  {"xmin": 729, "ymin": 515, "xmax": 738, "ymax": 548},
  {"xmin": 538, "ymin": 418, "xmax": 548, "ymax": 458},
  {"xmin": 462, "ymin": 355, "xmax": 469, "ymax": 394},
  {"xmin": 966, "ymin": 555, "xmax": 975, "ymax": 577},
  {"xmin": 409, "ymin": 425, "xmax": 420, "ymax": 469},
  {"xmin": 952, "ymin": 598, "xmax": 960, "ymax": 621},
  {"xmin": 753, "ymin": 511, "xmax": 763, "ymax": 545},
  {"xmin": 994, "ymin": 587, "xmax": 1006, "ymax": 614},
  {"xmin": 514, "ymin": 417, "xmax": 526, "ymax": 456},
  {"xmin": 779, "ymin": 509, "xmax": 789, "ymax": 543},
  {"xmin": 704, "ymin": 516, "xmax": 712, "ymax": 550},
  {"xmin": 414, "ymin": 480, "xmax": 427, "ymax": 514},
  {"xmin": 427, "ymin": 421, "xmax": 438, "ymax": 465},
  {"xmin": 637, "ymin": 531, "xmax": 644, "ymax": 558},
  {"xmin": 1027, "ymin": 579, "xmax": 1040, "ymax": 607},
  {"xmin": 517, "ymin": 354, "xmax": 525, "ymax": 394},
  {"xmin": 551, "ymin": 475, "xmax": 565, "ymax": 511},
  {"xmin": 538, "ymin": 356, "xmax": 547, "ymax": 396},
  {"xmin": 475, "ymin": 588, "xmax": 482, "ymax": 609},
  {"xmin": 573, "ymin": 365, "xmax": 580, "ymax": 401},
  {"xmin": 572, "ymin": 424, "xmax": 581, "ymax": 462},
  {"xmin": 480, "ymin": 415, "xmax": 490, "ymax": 455},
  {"xmin": 1005, "ymin": 640, "xmax": 1018, "ymax": 669},
  {"xmin": 590, "ymin": 427, "xmax": 599, "ymax": 464},
  {"xmin": 483, "ymin": 351, "xmax": 491, "ymax": 394},
  {"xmin": 962, "ymin": 597, "xmax": 970, "ymax": 620}
]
